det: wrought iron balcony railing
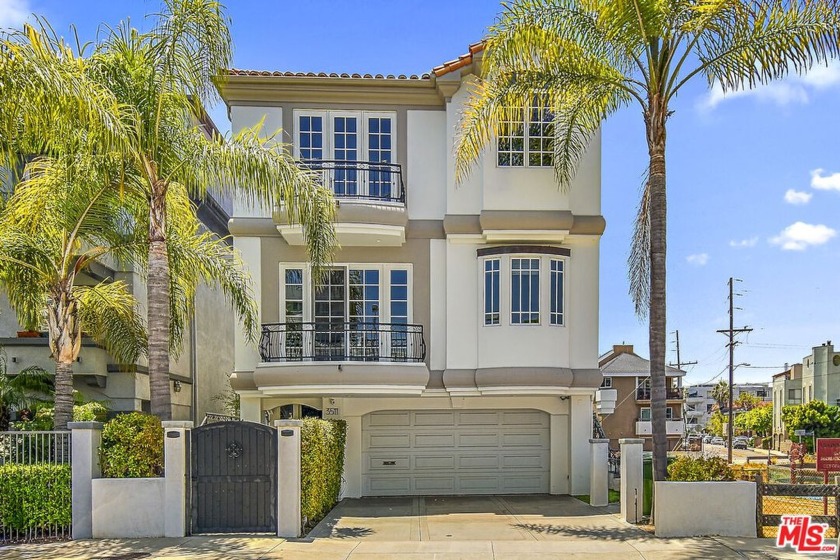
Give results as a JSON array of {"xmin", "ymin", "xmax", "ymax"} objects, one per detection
[
  {"xmin": 636, "ymin": 388, "xmax": 684, "ymax": 400},
  {"xmin": 302, "ymin": 159, "xmax": 405, "ymax": 203},
  {"xmin": 259, "ymin": 321, "xmax": 425, "ymax": 363}
]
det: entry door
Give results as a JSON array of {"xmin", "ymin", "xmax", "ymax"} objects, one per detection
[{"xmin": 314, "ymin": 269, "xmax": 345, "ymax": 360}]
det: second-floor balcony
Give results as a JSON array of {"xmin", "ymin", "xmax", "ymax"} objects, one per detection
[
  {"xmin": 303, "ymin": 159, "xmax": 405, "ymax": 204},
  {"xmin": 259, "ymin": 321, "xmax": 425, "ymax": 363},
  {"xmin": 636, "ymin": 420, "xmax": 685, "ymax": 436},
  {"xmin": 636, "ymin": 388, "xmax": 684, "ymax": 401}
]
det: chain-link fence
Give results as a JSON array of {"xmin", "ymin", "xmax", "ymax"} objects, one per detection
[
  {"xmin": 755, "ymin": 471, "xmax": 840, "ymax": 538},
  {"xmin": 0, "ymin": 431, "xmax": 72, "ymax": 543}
]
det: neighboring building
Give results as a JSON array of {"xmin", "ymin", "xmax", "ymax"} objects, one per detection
[
  {"xmin": 684, "ymin": 381, "xmax": 771, "ymax": 433},
  {"xmin": 772, "ymin": 340, "xmax": 840, "ymax": 450},
  {"xmin": 1, "ymin": 116, "xmax": 235, "ymax": 423},
  {"xmin": 219, "ymin": 43, "xmax": 605, "ymax": 498},
  {"xmin": 596, "ymin": 344, "xmax": 685, "ymax": 451}
]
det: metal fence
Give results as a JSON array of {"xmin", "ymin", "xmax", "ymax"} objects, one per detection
[
  {"xmin": 755, "ymin": 471, "xmax": 840, "ymax": 538},
  {"xmin": 0, "ymin": 431, "xmax": 72, "ymax": 543}
]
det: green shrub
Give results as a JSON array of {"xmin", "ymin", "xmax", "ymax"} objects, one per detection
[
  {"xmin": 667, "ymin": 455, "xmax": 734, "ymax": 481},
  {"xmin": 13, "ymin": 400, "xmax": 109, "ymax": 430},
  {"xmin": 301, "ymin": 418, "xmax": 346, "ymax": 527},
  {"xmin": 0, "ymin": 464, "xmax": 71, "ymax": 530},
  {"xmin": 99, "ymin": 412, "xmax": 164, "ymax": 478}
]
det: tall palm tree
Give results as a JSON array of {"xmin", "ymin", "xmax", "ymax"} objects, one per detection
[
  {"xmin": 2, "ymin": 2, "xmax": 337, "ymax": 420},
  {"xmin": 456, "ymin": 0, "xmax": 840, "ymax": 481}
]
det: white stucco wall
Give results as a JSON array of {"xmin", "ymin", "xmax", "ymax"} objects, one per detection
[
  {"xmin": 229, "ymin": 105, "xmax": 283, "ymax": 218},
  {"xmin": 91, "ymin": 478, "xmax": 165, "ymax": 538},
  {"xmin": 407, "ymin": 110, "xmax": 446, "ymax": 220},
  {"xmin": 654, "ymin": 481, "xmax": 757, "ymax": 538}
]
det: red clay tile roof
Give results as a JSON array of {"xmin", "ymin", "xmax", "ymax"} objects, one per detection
[
  {"xmin": 225, "ymin": 69, "xmax": 430, "ymax": 80},
  {"xmin": 225, "ymin": 41, "xmax": 486, "ymax": 81},
  {"xmin": 431, "ymin": 42, "xmax": 485, "ymax": 77}
]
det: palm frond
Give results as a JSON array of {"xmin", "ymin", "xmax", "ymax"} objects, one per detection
[
  {"xmin": 75, "ymin": 281, "xmax": 147, "ymax": 364},
  {"xmin": 628, "ymin": 173, "xmax": 651, "ymax": 318}
]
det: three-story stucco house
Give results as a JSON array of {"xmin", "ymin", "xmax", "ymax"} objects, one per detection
[{"xmin": 218, "ymin": 44, "xmax": 605, "ymax": 498}]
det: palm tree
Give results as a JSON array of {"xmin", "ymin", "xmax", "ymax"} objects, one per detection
[
  {"xmin": 0, "ymin": 355, "xmax": 52, "ymax": 432},
  {"xmin": 455, "ymin": 0, "xmax": 840, "ymax": 481},
  {"xmin": 2, "ymin": 3, "xmax": 337, "ymax": 420},
  {"xmin": 711, "ymin": 380, "xmax": 730, "ymax": 411},
  {"xmin": 0, "ymin": 154, "xmax": 147, "ymax": 430}
]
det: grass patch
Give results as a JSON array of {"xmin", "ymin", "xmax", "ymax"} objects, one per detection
[{"xmin": 573, "ymin": 490, "xmax": 620, "ymax": 504}]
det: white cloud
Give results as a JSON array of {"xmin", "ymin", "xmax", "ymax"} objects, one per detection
[
  {"xmin": 770, "ymin": 222, "xmax": 837, "ymax": 251},
  {"xmin": 698, "ymin": 61, "xmax": 840, "ymax": 110},
  {"xmin": 811, "ymin": 169, "xmax": 840, "ymax": 191},
  {"xmin": 0, "ymin": 0, "xmax": 29, "ymax": 29},
  {"xmin": 686, "ymin": 253, "xmax": 709, "ymax": 266},
  {"xmin": 729, "ymin": 237, "xmax": 758, "ymax": 248},
  {"xmin": 784, "ymin": 189, "xmax": 812, "ymax": 205}
]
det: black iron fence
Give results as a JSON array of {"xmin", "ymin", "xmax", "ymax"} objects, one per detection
[
  {"xmin": 636, "ymin": 388, "xmax": 684, "ymax": 400},
  {"xmin": 0, "ymin": 431, "xmax": 72, "ymax": 543},
  {"xmin": 260, "ymin": 321, "xmax": 426, "ymax": 363},
  {"xmin": 302, "ymin": 159, "xmax": 405, "ymax": 203}
]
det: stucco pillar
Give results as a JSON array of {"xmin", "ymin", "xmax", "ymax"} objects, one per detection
[
  {"xmin": 162, "ymin": 421, "xmax": 192, "ymax": 537},
  {"xmin": 619, "ymin": 438, "xmax": 644, "ymax": 523},
  {"xmin": 589, "ymin": 438, "xmax": 609, "ymax": 506},
  {"xmin": 69, "ymin": 421, "xmax": 102, "ymax": 539},
  {"xmin": 275, "ymin": 420, "xmax": 302, "ymax": 538},
  {"xmin": 233, "ymin": 237, "xmax": 262, "ymax": 373},
  {"xmin": 569, "ymin": 395, "xmax": 593, "ymax": 494},
  {"xmin": 549, "ymin": 414, "xmax": 570, "ymax": 494},
  {"xmin": 343, "ymin": 416, "xmax": 363, "ymax": 498},
  {"xmin": 240, "ymin": 395, "xmax": 262, "ymax": 423}
]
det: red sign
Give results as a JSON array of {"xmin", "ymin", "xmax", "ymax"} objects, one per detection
[{"xmin": 816, "ymin": 438, "xmax": 840, "ymax": 472}]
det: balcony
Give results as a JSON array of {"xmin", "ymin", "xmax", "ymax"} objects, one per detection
[
  {"xmin": 685, "ymin": 409, "xmax": 705, "ymax": 418},
  {"xmin": 636, "ymin": 388, "xmax": 684, "ymax": 401},
  {"xmin": 685, "ymin": 395, "xmax": 706, "ymax": 404},
  {"xmin": 635, "ymin": 420, "xmax": 685, "ymax": 436},
  {"xmin": 259, "ymin": 321, "xmax": 425, "ymax": 363},
  {"xmin": 275, "ymin": 160, "xmax": 408, "ymax": 247},
  {"xmin": 303, "ymin": 159, "xmax": 405, "ymax": 204}
]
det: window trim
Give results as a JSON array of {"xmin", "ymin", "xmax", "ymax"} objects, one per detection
[
  {"xmin": 549, "ymin": 258, "xmax": 564, "ymax": 326},
  {"xmin": 600, "ymin": 377, "xmax": 612, "ymax": 389},
  {"xmin": 510, "ymin": 257, "xmax": 541, "ymax": 325},
  {"xmin": 294, "ymin": 109, "xmax": 397, "ymax": 164},
  {"xmin": 495, "ymin": 100, "xmax": 554, "ymax": 169},
  {"xmin": 483, "ymin": 258, "xmax": 501, "ymax": 326}
]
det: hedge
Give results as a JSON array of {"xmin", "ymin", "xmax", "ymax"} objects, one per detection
[
  {"xmin": 99, "ymin": 412, "xmax": 164, "ymax": 478},
  {"xmin": 0, "ymin": 464, "xmax": 71, "ymax": 530},
  {"xmin": 301, "ymin": 418, "xmax": 346, "ymax": 527},
  {"xmin": 667, "ymin": 455, "xmax": 734, "ymax": 481}
]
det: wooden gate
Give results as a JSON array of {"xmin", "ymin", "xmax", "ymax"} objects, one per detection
[{"xmin": 191, "ymin": 421, "xmax": 276, "ymax": 533}]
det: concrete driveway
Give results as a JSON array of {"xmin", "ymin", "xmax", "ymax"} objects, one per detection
[{"xmin": 0, "ymin": 495, "xmax": 833, "ymax": 558}]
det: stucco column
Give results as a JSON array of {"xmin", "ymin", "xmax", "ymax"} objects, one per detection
[
  {"xmin": 549, "ymin": 414, "xmax": 570, "ymax": 494},
  {"xmin": 343, "ymin": 416, "xmax": 363, "ymax": 498},
  {"xmin": 240, "ymin": 395, "xmax": 262, "ymax": 423},
  {"xmin": 69, "ymin": 421, "xmax": 102, "ymax": 539},
  {"xmin": 275, "ymin": 420, "xmax": 302, "ymax": 538},
  {"xmin": 233, "ymin": 236, "xmax": 262, "ymax": 372},
  {"xmin": 569, "ymin": 395, "xmax": 593, "ymax": 494},
  {"xmin": 162, "ymin": 421, "xmax": 192, "ymax": 537},
  {"xmin": 619, "ymin": 438, "xmax": 644, "ymax": 523},
  {"xmin": 589, "ymin": 438, "xmax": 609, "ymax": 506}
]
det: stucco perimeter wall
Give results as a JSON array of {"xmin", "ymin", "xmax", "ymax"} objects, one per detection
[
  {"xmin": 91, "ymin": 478, "xmax": 165, "ymax": 538},
  {"xmin": 654, "ymin": 481, "xmax": 756, "ymax": 538}
]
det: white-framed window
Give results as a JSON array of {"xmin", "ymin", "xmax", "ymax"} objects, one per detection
[
  {"xmin": 600, "ymin": 377, "xmax": 612, "ymax": 389},
  {"xmin": 483, "ymin": 259, "xmax": 500, "ymax": 326},
  {"xmin": 511, "ymin": 258, "xmax": 540, "ymax": 324},
  {"xmin": 549, "ymin": 259, "xmax": 564, "ymax": 325},
  {"xmin": 640, "ymin": 407, "xmax": 673, "ymax": 421},
  {"xmin": 497, "ymin": 98, "xmax": 553, "ymax": 168}
]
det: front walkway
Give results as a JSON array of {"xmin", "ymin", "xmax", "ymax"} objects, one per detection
[{"xmin": 0, "ymin": 495, "xmax": 833, "ymax": 559}]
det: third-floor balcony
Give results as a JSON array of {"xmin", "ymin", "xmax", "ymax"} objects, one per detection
[
  {"xmin": 636, "ymin": 388, "xmax": 684, "ymax": 401},
  {"xmin": 303, "ymin": 159, "xmax": 405, "ymax": 204}
]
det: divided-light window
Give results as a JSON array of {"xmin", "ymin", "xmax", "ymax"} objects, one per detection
[{"xmin": 497, "ymin": 98, "xmax": 554, "ymax": 168}]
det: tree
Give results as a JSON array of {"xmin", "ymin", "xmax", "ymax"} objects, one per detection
[
  {"xmin": 711, "ymin": 381, "xmax": 730, "ymax": 411},
  {"xmin": 455, "ymin": 0, "xmax": 840, "ymax": 481},
  {"xmin": 0, "ymin": 353, "xmax": 52, "ymax": 431},
  {"xmin": 3, "ymin": 3, "xmax": 337, "ymax": 420},
  {"xmin": 734, "ymin": 392, "xmax": 762, "ymax": 411},
  {"xmin": 782, "ymin": 400, "xmax": 840, "ymax": 442},
  {"xmin": 706, "ymin": 410, "xmax": 726, "ymax": 437},
  {"xmin": 738, "ymin": 402, "xmax": 772, "ymax": 437}
]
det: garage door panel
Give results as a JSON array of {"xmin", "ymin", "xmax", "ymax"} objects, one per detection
[
  {"xmin": 414, "ymin": 455, "xmax": 456, "ymax": 469},
  {"xmin": 363, "ymin": 409, "xmax": 550, "ymax": 496},
  {"xmin": 413, "ymin": 411, "xmax": 454, "ymax": 425},
  {"xmin": 368, "ymin": 433, "xmax": 411, "ymax": 449}
]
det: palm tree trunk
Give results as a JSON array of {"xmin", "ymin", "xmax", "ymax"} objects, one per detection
[
  {"xmin": 647, "ymin": 96, "xmax": 668, "ymax": 482},
  {"xmin": 148, "ymin": 178, "xmax": 172, "ymax": 420},
  {"xmin": 53, "ymin": 361, "xmax": 74, "ymax": 430}
]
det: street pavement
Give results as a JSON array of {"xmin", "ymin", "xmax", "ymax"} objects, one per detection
[{"xmin": 0, "ymin": 495, "xmax": 834, "ymax": 559}]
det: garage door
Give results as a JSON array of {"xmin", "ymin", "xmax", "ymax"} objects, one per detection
[{"xmin": 362, "ymin": 409, "xmax": 550, "ymax": 496}]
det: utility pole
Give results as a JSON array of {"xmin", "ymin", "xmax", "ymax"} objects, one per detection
[
  {"xmin": 669, "ymin": 330, "xmax": 697, "ymax": 438},
  {"xmin": 716, "ymin": 277, "xmax": 752, "ymax": 464}
]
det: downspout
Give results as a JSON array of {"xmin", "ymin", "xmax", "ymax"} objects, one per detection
[{"xmin": 190, "ymin": 302, "xmax": 198, "ymax": 424}]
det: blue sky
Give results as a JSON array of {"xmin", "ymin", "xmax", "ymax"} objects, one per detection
[{"xmin": 4, "ymin": 0, "xmax": 840, "ymax": 386}]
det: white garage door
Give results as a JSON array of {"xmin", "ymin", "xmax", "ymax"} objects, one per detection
[{"xmin": 362, "ymin": 409, "xmax": 550, "ymax": 496}]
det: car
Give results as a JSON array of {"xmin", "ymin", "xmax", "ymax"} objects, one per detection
[
  {"xmin": 711, "ymin": 437, "xmax": 725, "ymax": 446},
  {"xmin": 733, "ymin": 439, "xmax": 748, "ymax": 450},
  {"xmin": 703, "ymin": 435, "xmax": 713, "ymax": 444}
]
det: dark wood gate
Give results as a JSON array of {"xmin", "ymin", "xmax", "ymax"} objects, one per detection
[{"xmin": 191, "ymin": 421, "xmax": 276, "ymax": 533}]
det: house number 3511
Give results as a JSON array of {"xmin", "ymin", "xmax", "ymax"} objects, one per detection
[{"xmin": 325, "ymin": 408, "xmax": 339, "ymax": 416}]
